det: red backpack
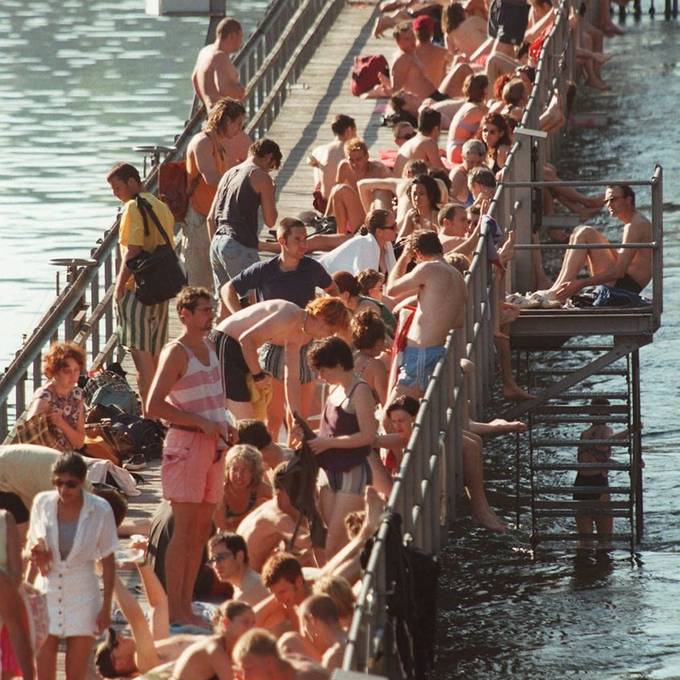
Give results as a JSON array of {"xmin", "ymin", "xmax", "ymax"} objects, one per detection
[{"xmin": 350, "ymin": 54, "xmax": 389, "ymax": 97}]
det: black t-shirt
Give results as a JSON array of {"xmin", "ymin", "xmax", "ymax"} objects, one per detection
[{"xmin": 231, "ymin": 255, "xmax": 332, "ymax": 307}]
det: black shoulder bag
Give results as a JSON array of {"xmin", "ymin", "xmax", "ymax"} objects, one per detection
[{"xmin": 127, "ymin": 195, "xmax": 187, "ymax": 305}]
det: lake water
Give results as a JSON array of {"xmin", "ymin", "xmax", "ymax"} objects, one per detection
[
  {"xmin": 435, "ymin": 14, "xmax": 680, "ymax": 679},
  {"xmin": 0, "ymin": 0, "xmax": 268, "ymax": 365}
]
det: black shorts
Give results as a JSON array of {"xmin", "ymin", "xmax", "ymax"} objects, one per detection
[
  {"xmin": 573, "ymin": 473, "xmax": 609, "ymax": 502},
  {"xmin": 429, "ymin": 90, "xmax": 449, "ymax": 102},
  {"xmin": 488, "ymin": 0, "xmax": 530, "ymax": 46},
  {"xmin": 614, "ymin": 274, "xmax": 643, "ymax": 294},
  {"xmin": 212, "ymin": 331, "xmax": 251, "ymax": 403},
  {"xmin": 0, "ymin": 491, "xmax": 29, "ymax": 524}
]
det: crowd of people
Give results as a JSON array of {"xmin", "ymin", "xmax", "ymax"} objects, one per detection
[{"xmin": 0, "ymin": 2, "xmax": 654, "ymax": 678}]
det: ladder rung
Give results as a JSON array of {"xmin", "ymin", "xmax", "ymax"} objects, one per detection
[
  {"xmin": 531, "ymin": 368, "xmax": 628, "ymax": 377},
  {"xmin": 535, "ymin": 500, "xmax": 630, "ymax": 510},
  {"xmin": 534, "ymin": 486, "xmax": 631, "ymax": 495},
  {"xmin": 534, "ymin": 532, "xmax": 632, "ymax": 543},
  {"xmin": 533, "ymin": 462, "xmax": 631, "ymax": 471},
  {"xmin": 531, "ymin": 405, "xmax": 629, "ymax": 415},
  {"xmin": 532, "ymin": 438, "xmax": 629, "ymax": 447},
  {"xmin": 532, "ymin": 415, "xmax": 629, "ymax": 424},
  {"xmin": 535, "ymin": 509, "xmax": 630, "ymax": 518},
  {"xmin": 553, "ymin": 392, "xmax": 629, "ymax": 400}
]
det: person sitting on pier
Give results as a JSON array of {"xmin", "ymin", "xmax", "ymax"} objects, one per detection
[
  {"xmin": 547, "ymin": 184, "xmax": 653, "ymax": 303},
  {"xmin": 446, "ymin": 74, "xmax": 489, "ymax": 165},
  {"xmin": 171, "ymin": 600, "xmax": 256, "ymax": 680},
  {"xmin": 211, "ymin": 298, "xmax": 350, "ymax": 421},
  {"xmin": 25, "ymin": 341, "xmax": 86, "ymax": 453},
  {"xmin": 108, "ymin": 162, "xmax": 175, "ymax": 416},
  {"xmin": 413, "ymin": 15, "xmax": 453, "ymax": 88},
  {"xmin": 208, "ymin": 138, "xmax": 282, "ymax": 310},
  {"xmin": 449, "ymin": 138, "xmax": 486, "ymax": 205},
  {"xmin": 443, "ymin": 1, "xmax": 488, "ymax": 56},
  {"xmin": 192, "ymin": 17, "xmax": 246, "ymax": 110},
  {"xmin": 206, "ymin": 532, "xmax": 269, "ymax": 606},
  {"xmin": 146, "ymin": 286, "xmax": 231, "ymax": 626},
  {"xmin": 437, "ymin": 203, "xmax": 481, "ymax": 259},
  {"xmin": 307, "ymin": 114, "xmax": 357, "ymax": 213},
  {"xmin": 324, "ymin": 138, "xmax": 390, "ymax": 235},
  {"xmin": 393, "ymin": 107, "xmax": 446, "ymax": 177},
  {"xmin": 182, "ymin": 97, "xmax": 247, "ymax": 292},
  {"xmin": 397, "ymin": 174, "xmax": 442, "ymax": 240},
  {"xmin": 385, "ymin": 230, "xmax": 466, "ymax": 402}
]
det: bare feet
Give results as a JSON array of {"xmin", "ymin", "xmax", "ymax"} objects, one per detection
[
  {"xmin": 586, "ymin": 76, "xmax": 611, "ymax": 91},
  {"xmin": 363, "ymin": 486, "xmax": 384, "ymax": 534},
  {"xmin": 471, "ymin": 507, "xmax": 507, "ymax": 532},
  {"xmin": 503, "ymin": 384, "xmax": 536, "ymax": 401},
  {"xmin": 485, "ymin": 418, "xmax": 528, "ymax": 434}
]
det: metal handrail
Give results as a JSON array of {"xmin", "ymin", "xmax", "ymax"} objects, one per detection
[{"xmin": 0, "ymin": 0, "xmax": 346, "ymax": 440}]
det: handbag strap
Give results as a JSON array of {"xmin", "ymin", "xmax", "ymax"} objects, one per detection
[{"xmin": 135, "ymin": 195, "xmax": 172, "ymax": 247}]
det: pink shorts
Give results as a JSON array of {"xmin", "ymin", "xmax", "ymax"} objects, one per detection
[{"xmin": 161, "ymin": 428, "xmax": 224, "ymax": 504}]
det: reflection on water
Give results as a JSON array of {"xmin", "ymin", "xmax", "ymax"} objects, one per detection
[
  {"xmin": 0, "ymin": 0, "xmax": 268, "ymax": 363},
  {"xmin": 436, "ymin": 16, "xmax": 680, "ymax": 679}
]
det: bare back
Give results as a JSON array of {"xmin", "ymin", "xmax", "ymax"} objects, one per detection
[
  {"xmin": 408, "ymin": 261, "xmax": 466, "ymax": 347},
  {"xmin": 311, "ymin": 140, "xmax": 346, "ymax": 197},
  {"xmin": 393, "ymin": 133, "xmax": 441, "ymax": 176},
  {"xmin": 414, "ymin": 43, "xmax": 452, "ymax": 87},
  {"xmin": 192, "ymin": 45, "xmax": 240, "ymax": 109},
  {"xmin": 391, "ymin": 50, "xmax": 436, "ymax": 100},
  {"xmin": 621, "ymin": 211, "xmax": 653, "ymax": 287}
]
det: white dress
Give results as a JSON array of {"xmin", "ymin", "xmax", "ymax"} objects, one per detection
[
  {"xmin": 319, "ymin": 233, "xmax": 396, "ymax": 275},
  {"xmin": 27, "ymin": 490, "xmax": 118, "ymax": 637}
]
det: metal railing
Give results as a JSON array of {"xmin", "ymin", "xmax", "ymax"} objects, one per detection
[
  {"xmin": 342, "ymin": 0, "xmax": 578, "ymax": 673},
  {"xmin": 0, "ymin": 0, "xmax": 346, "ymax": 440}
]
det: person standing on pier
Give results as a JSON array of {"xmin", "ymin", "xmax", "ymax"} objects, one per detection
[
  {"xmin": 192, "ymin": 17, "xmax": 246, "ymax": 110},
  {"xmin": 108, "ymin": 162, "xmax": 175, "ymax": 415},
  {"xmin": 182, "ymin": 97, "xmax": 247, "ymax": 293},
  {"xmin": 146, "ymin": 286, "xmax": 231, "ymax": 625}
]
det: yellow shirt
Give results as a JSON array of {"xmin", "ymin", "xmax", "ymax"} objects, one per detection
[{"xmin": 118, "ymin": 192, "xmax": 175, "ymax": 291}]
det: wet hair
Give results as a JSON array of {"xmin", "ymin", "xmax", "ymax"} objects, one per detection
[
  {"xmin": 343, "ymin": 510, "xmax": 365, "ymax": 539},
  {"xmin": 93, "ymin": 487, "xmax": 128, "ymax": 527},
  {"xmin": 232, "ymin": 629, "xmax": 279, "ymax": 663},
  {"xmin": 312, "ymin": 575, "xmax": 355, "ymax": 620},
  {"xmin": 344, "ymin": 137, "xmax": 368, "ymax": 156},
  {"xmin": 301, "ymin": 594, "xmax": 340, "ymax": 625},
  {"xmin": 468, "ymin": 166, "xmax": 497, "ymax": 189},
  {"xmin": 366, "ymin": 208, "xmax": 395, "ymax": 236},
  {"xmin": 249, "ymin": 138, "xmax": 282, "ymax": 169},
  {"xmin": 492, "ymin": 73, "xmax": 513, "ymax": 101},
  {"xmin": 418, "ymin": 107, "xmax": 441, "ymax": 135},
  {"xmin": 403, "ymin": 159, "xmax": 428, "ymax": 178},
  {"xmin": 411, "ymin": 229, "xmax": 443, "ymax": 256},
  {"xmin": 388, "ymin": 90, "xmax": 419, "ymax": 128},
  {"xmin": 392, "ymin": 20, "xmax": 413, "ymax": 40},
  {"xmin": 106, "ymin": 162, "xmax": 140, "ymax": 184},
  {"xmin": 357, "ymin": 268, "xmax": 384, "ymax": 296},
  {"xmin": 224, "ymin": 444, "xmax": 264, "ymax": 492},
  {"xmin": 444, "ymin": 251, "xmax": 471, "ymax": 274},
  {"xmin": 205, "ymin": 97, "xmax": 246, "ymax": 133},
  {"xmin": 176, "ymin": 286, "xmax": 212, "ymax": 315},
  {"xmin": 502, "ymin": 78, "xmax": 526, "ymax": 107},
  {"xmin": 53, "ymin": 452, "xmax": 87, "ymax": 481},
  {"xmin": 208, "ymin": 531, "xmax": 249, "ymax": 563},
  {"xmin": 429, "ymin": 168, "xmax": 451, "ymax": 192},
  {"xmin": 386, "ymin": 395, "xmax": 420, "ymax": 418},
  {"xmin": 43, "ymin": 341, "xmax": 86, "ymax": 379},
  {"xmin": 409, "ymin": 174, "xmax": 441, "ymax": 210},
  {"xmin": 331, "ymin": 114, "xmax": 356, "ymax": 136},
  {"xmin": 463, "ymin": 74, "xmax": 489, "ymax": 103},
  {"xmin": 276, "ymin": 217, "xmax": 306, "ymax": 240},
  {"xmin": 608, "ymin": 184, "xmax": 636, "ymax": 207},
  {"xmin": 236, "ymin": 419, "xmax": 272, "ymax": 450},
  {"xmin": 261, "ymin": 552, "xmax": 303, "ymax": 588},
  {"xmin": 438, "ymin": 202, "xmax": 466, "ymax": 224},
  {"xmin": 443, "ymin": 2, "xmax": 466, "ymax": 32},
  {"xmin": 462, "ymin": 138, "xmax": 487, "ymax": 158},
  {"xmin": 413, "ymin": 14, "xmax": 436, "ymax": 41},
  {"xmin": 332, "ymin": 271, "xmax": 361, "ymax": 298},
  {"xmin": 216, "ymin": 17, "xmax": 243, "ymax": 39},
  {"xmin": 308, "ymin": 336, "xmax": 354, "ymax": 372},
  {"xmin": 351, "ymin": 309, "xmax": 386, "ymax": 351},
  {"xmin": 305, "ymin": 297, "xmax": 351, "ymax": 332},
  {"xmin": 476, "ymin": 112, "xmax": 512, "ymax": 149}
]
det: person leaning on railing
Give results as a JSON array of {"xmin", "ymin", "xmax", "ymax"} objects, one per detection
[{"xmin": 25, "ymin": 341, "xmax": 86, "ymax": 453}]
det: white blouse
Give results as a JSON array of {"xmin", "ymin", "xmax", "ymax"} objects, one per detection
[{"xmin": 28, "ymin": 490, "xmax": 118, "ymax": 637}]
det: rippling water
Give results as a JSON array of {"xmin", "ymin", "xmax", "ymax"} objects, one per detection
[
  {"xmin": 0, "ymin": 0, "xmax": 268, "ymax": 364},
  {"xmin": 436, "ymin": 15, "xmax": 680, "ymax": 679}
]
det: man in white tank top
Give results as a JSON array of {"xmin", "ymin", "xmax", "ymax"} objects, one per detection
[{"xmin": 147, "ymin": 287, "xmax": 231, "ymax": 626}]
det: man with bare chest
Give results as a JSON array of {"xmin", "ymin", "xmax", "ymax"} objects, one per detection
[
  {"xmin": 385, "ymin": 230, "xmax": 466, "ymax": 399},
  {"xmin": 211, "ymin": 298, "xmax": 350, "ymax": 420}
]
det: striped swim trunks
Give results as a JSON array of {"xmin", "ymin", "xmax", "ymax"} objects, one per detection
[
  {"xmin": 259, "ymin": 342, "xmax": 315, "ymax": 384},
  {"xmin": 117, "ymin": 289, "xmax": 169, "ymax": 355}
]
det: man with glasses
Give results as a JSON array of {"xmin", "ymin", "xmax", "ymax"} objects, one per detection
[
  {"xmin": 146, "ymin": 286, "xmax": 231, "ymax": 625},
  {"xmin": 206, "ymin": 532, "xmax": 269, "ymax": 605},
  {"xmin": 551, "ymin": 184, "xmax": 652, "ymax": 302}
]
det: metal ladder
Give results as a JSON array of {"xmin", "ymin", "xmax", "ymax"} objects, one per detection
[{"xmin": 508, "ymin": 341, "xmax": 645, "ymax": 552}]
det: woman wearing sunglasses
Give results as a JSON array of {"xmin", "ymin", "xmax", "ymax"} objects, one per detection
[{"xmin": 26, "ymin": 453, "xmax": 118, "ymax": 680}]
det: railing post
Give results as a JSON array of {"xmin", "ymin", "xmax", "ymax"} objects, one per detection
[
  {"xmin": 651, "ymin": 165, "xmax": 663, "ymax": 321},
  {"xmin": 511, "ymin": 131, "xmax": 535, "ymax": 293}
]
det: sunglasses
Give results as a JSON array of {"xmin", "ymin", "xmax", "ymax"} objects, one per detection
[{"xmin": 53, "ymin": 479, "xmax": 79, "ymax": 489}]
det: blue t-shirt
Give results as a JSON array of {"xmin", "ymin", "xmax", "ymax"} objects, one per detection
[{"xmin": 231, "ymin": 256, "xmax": 332, "ymax": 308}]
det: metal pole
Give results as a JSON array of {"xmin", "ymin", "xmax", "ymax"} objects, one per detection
[{"xmin": 632, "ymin": 350, "xmax": 643, "ymax": 542}]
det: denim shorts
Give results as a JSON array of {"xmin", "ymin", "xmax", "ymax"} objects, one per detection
[
  {"xmin": 397, "ymin": 345, "xmax": 446, "ymax": 391},
  {"xmin": 209, "ymin": 233, "xmax": 259, "ymax": 292}
]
